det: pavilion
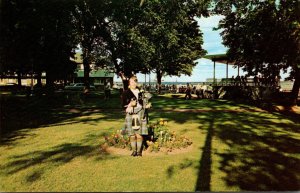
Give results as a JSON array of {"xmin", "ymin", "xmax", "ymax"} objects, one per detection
[{"xmin": 203, "ymin": 54, "xmax": 241, "ymax": 85}]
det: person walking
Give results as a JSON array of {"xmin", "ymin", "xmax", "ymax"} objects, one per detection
[{"xmin": 184, "ymin": 83, "xmax": 192, "ymax": 100}]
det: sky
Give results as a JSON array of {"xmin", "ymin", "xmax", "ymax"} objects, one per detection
[{"xmin": 114, "ymin": 15, "xmax": 289, "ymax": 83}]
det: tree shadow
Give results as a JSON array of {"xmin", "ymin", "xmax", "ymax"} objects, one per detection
[
  {"xmin": 0, "ymin": 93, "xmax": 124, "ymax": 145},
  {"xmin": 149, "ymin": 110, "xmax": 200, "ymax": 124},
  {"xmin": 166, "ymin": 158, "xmax": 196, "ymax": 178},
  {"xmin": 213, "ymin": 111, "xmax": 300, "ymax": 191},
  {"xmin": 152, "ymin": 95, "xmax": 250, "ymax": 110},
  {"xmin": 164, "ymin": 110, "xmax": 300, "ymax": 191},
  {"xmin": 195, "ymin": 115, "xmax": 214, "ymax": 191},
  {"xmin": 1, "ymin": 141, "xmax": 117, "ymax": 183}
]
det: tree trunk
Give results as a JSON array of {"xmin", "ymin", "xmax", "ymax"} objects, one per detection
[
  {"xmin": 46, "ymin": 71, "xmax": 54, "ymax": 87},
  {"xmin": 156, "ymin": 70, "xmax": 162, "ymax": 94},
  {"xmin": 291, "ymin": 67, "xmax": 300, "ymax": 105},
  {"xmin": 46, "ymin": 69, "xmax": 55, "ymax": 95},
  {"xmin": 17, "ymin": 71, "xmax": 22, "ymax": 88},
  {"xmin": 36, "ymin": 71, "xmax": 42, "ymax": 87},
  {"xmin": 83, "ymin": 57, "xmax": 90, "ymax": 90},
  {"xmin": 291, "ymin": 0, "xmax": 300, "ymax": 105}
]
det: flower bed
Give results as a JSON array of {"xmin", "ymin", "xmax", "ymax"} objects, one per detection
[{"xmin": 102, "ymin": 118, "xmax": 193, "ymax": 154}]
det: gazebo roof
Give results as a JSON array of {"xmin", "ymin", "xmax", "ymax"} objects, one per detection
[{"xmin": 203, "ymin": 54, "xmax": 235, "ymax": 65}]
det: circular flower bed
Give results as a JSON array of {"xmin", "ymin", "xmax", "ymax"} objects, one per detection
[{"xmin": 101, "ymin": 119, "xmax": 193, "ymax": 154}]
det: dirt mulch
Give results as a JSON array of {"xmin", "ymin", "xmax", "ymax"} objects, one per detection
[
  {"xmin": 273, "ymin": 105, "xmax": 300, "ymax": 115},
  {"xmin": 100, "ymin": 144, "xmax": 194, "ymax": 156}
]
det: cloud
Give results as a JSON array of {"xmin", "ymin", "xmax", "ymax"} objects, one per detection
[
  {"xmin": 195, "ymin": 15, "xmax": 227, "ymax": 55},
  {"xmin": 196, "ymin": 15, "xmax": 225, "ymax": 28}
]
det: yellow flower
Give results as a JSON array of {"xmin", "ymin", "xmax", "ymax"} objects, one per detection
[
  {"xmin": 160, "ymin": 118, "xmax": 164, "ymax": 121},
  {"xmin": 159, "ymin": 121, "xmax": 164, "ymax": 125}
]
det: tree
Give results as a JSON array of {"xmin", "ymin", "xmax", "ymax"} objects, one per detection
[
  {"xmin": 1, "ymin": 0, "xmax": 209, "ymax": 93},
  {"xmin": 37, "ymin": 0, "xmax": 79, "ymax": 87},
  {"xmin": 0, "ymin": 0, "xmax": 39, "ymax": 87},
  {"xmin": 91, "ymin": 0, "xmax": 208, "ymax": 91},
  {"xmin": 213, "ymin": 0, "xmax": 300, "ymax": 104},
  {"xmin": 0, "ymin": 0, "xmax": 79, "ymax": 89},
  {"xmin": 88, "ymin": 0, "xmax": 156, "ymax": 88},
  {"xmin": 129, "ymin": 0, "xmax": 208, "ymax": 93}
]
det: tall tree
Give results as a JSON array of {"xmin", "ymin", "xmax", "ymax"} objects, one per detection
[
  {"xmin": 213, "ymin": 0, "xmax": 300, "ymax": 104},
  {"xmin": 140, "ymin": 0, "xmax": 208, "ymax": 93},
  {"xmin": 72, "ymin": 0, "xmax": 113, "ymax": 90},
  {"xmin": 37, "ymin": 0, "xmax": 79, "ymax": 88},
  {"xmin": 0, "ymin": 0, "xmax": 39, "ymax": 87},
  {"xmin": 92, "ymin": 0, "xmax": 209, "ymax": 91},
  {"xmin": 0, "ymin": 0, "xmax": 79, "ymax": 89}
]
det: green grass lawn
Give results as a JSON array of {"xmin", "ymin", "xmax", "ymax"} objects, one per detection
[{"xmin": 0, "ymin": 91, "xmax": 299, "ymax": 191}]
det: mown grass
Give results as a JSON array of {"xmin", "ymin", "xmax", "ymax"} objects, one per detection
[{"xmin": 0, "ymin": 91, "xmax": 299, "ymax": 191}]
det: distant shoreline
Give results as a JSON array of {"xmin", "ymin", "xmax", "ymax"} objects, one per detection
[
  {"xmin": 114, "ymin": 80, "xmax": 294, "ymax": 90},
  {"xmin": 114, "ymin": 80, "xmax": 294, "ymax": 84}
]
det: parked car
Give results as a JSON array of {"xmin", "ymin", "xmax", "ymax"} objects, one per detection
[
  {"xmin": 0, "ymin": 83, "xmax": 18, "ymax": 93},
  {"xmin": 64, "ymin": 83, "xmax": 95, "ymax": 91}
]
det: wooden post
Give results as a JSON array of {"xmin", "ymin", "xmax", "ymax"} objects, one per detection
[
  {"xmin": 213, "ymin": 60, "xmax": 216, "ymax": 85},
  {"xmin": 226, "ymin": 61, "xmax": 228, "ymax": 86},
  {"xmin": 149, "ymin": 72, "xmax": 151, "ymax": 91}
]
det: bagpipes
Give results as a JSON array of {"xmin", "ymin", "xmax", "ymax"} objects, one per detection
[
  {"xmin": 139, "ymin": 89, "xmax": 152, "ymax": 124},
  {"xmin": 129, "ymin": 89, "xmax": 152, "ymax": 130},
  {"xmin": 121, "ymin": 90, "xmax": 152, "ymax": 135}
]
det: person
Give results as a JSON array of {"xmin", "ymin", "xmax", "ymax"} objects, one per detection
[
  {"xmin": 241, "ymin": 76, "xmax": 246, "ymax": 87},
  {"xmin": 122, "ymin": 75, "xmax": 151, "ymax": 157},
  {"xmin": 184, "ymin": 83, "xmax": 192, "ymax": 100},
  {"xmin": 235, "ymin": 75, "xmax": 241, "ymax": 86},
  {"xmin": 195, "ymin": 84, "xmax": 203, "ymax": 99},
  {"xmin": 258, "ymin": 75, "xmax": 262, "ymax": 86},
  {"xmin": 230, "ymin": 75, "xmax": 235, "ymax": 86},
  {"xmin": 104, "ymin": 80, "xmax": 111, "ymax": 99},
  {"xmin": 253, "ymin": 75, "xmax": 258, "ymax": 86}
]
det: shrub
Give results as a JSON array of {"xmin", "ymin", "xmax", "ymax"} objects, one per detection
[
  {"xmin": 102, "ymin": 118, "xmax": 192, "ymax": 153},
  {"xmin": 103, "ymin": 130, "xmax": 131, "ymax": 149}
]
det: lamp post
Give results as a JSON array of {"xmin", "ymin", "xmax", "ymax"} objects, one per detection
[
  {"xmin": 30, "ymin": 62, "xmax": 34, "ymax": 96},
  {"xmin": 148, "ymin": 70, "xmax": 151, "ymax": 91}
]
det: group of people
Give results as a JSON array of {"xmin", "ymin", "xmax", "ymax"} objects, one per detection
[
  {"xmin": 229, "ymin": 75, "xmax": 280, "ymax": 88},
  {"xmin": 119, "ymin": 72, "xmax": 152, "ymax": 157},
  {"xmin": 183, "ymin": 83, "xmax": 215, "ymax": 100}
]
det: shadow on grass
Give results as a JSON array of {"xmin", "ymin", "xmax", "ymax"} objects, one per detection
[
  {"xmin": 0, "ymin": 92, "xmax": 124, "ymax": 145},
  {"xmin": 164, "ymin": 110, "xmax": 300, "ymax": 191},
  {"xmin": 152, "ymin": 95, "xmax": 246, "ymax": 110},
  {"xmin": 213, "ymin": 112, "xmax": 300, "ymax": 191},
  {"xmin": 195, "ymin": 115, "xmax": 214, "ymax": 191},
  {"xmin": 1, "ymin": 141, "xmax": 117, "ymax": 183},
  {"xmin": 2, "ymin": 93, "xmax": 300, "ymax": 190}
]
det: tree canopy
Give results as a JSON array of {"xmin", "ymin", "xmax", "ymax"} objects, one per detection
[
  {"xmin": 1, "ymin": 0, "xmax": 299, "ymax": 101},
  {"xmin": 212, "ymin": 0, "xmax": 300, "ymax": 103},
  {"xmin": 0, "ymin": 0, "xmax": 79, "ymax": 87},
  {"xmin": 0, "ymin": 0, "xmax": 209, "ymax": 91}
]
